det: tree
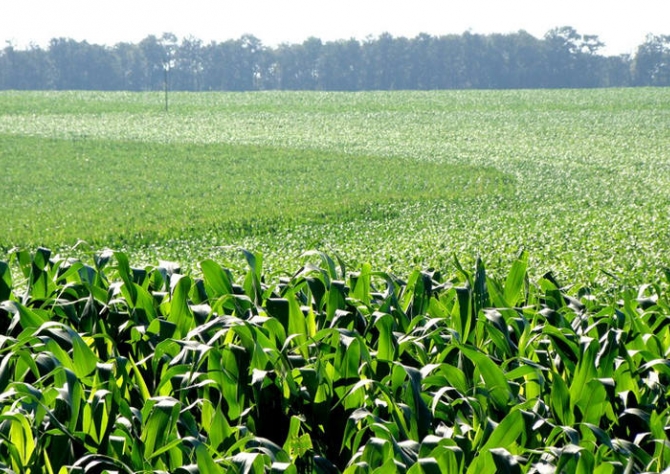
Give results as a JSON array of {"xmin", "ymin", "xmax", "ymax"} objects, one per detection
[
  {"xmin": 46, "ymin": 38, "xmax": 123, "ymax": 90},
  {"xmin": 114, "ymin": 42, "xmax": 150, "ymax": 91},
  {"xmin": 233, "ymin": 35, "xmax": 264, "ymax": 91},
  {"xmin": 543, "ymin": 26, "xmax": 605, "ymax": 87},
  {"xmin": 174, "ymin": 36, "xmax": 205, "ymax": 91},
  {"xmin": 309, "ymin": 39, "xmax": 361, "ymax": 91},
  {"xmin": 632, "ymin": 34, "xmax": 670, "ymax": 86},
  {"xmin": 361, "ymin": 33, "xmax": 407, "ymax": 90},
  {"xmin": 2, "ymin": 28, "xmax": 667, "ymax": 91},
  {"xmin": 138, "ymin": 34, "xmax": 177, "ymax": 91},
  {"xmin": 0, "ymin": 42, "xmax": 55, "ymax": 89}
]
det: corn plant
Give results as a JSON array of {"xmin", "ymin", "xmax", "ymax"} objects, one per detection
[{"xmin": 1, "ymin": 247, "xmax": 670, "ymax": 472}]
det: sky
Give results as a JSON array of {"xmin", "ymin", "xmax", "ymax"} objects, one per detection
[{"xmin": 1, "ymin": 0, "xmax": 669, "ymax": 56}]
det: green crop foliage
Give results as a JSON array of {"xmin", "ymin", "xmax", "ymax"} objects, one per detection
[
  {"xmin": 1, "ymin": 89, "xmax": 669, "ymax": 287},
  {"xmin": 0, "ymin": 134, "xmax": 509, "ymax": 251},
  {"xmin": 1, "ymin": 248, "xmax": 670, "ymax": 472},
  {"xmin": 1, "ymin": 89, "xmax": 670, "ymax": 470}
]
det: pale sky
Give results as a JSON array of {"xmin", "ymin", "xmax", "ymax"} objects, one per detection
[{"xmin": 1, "ymin": 0, "xmax": 669, "ymax": 56}]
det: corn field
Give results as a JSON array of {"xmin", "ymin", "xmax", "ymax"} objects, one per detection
[
  {"xmin": 1, "ymin": 89, "xmax": 670, "ymax": 472},
  {"xmin": 2, "ymin": 247, "xmax": 670, "ymax": 473}
]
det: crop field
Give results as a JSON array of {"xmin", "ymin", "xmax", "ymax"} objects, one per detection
[
  {"xmin": 1, "ymin": 89, "xmax": 669, "ymax": 285},
  {"xmin": 1, "ymin": 89, "xmax": 670, "ymax": 473}
]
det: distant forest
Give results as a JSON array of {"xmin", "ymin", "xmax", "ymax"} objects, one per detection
[{"xmin": 1, "ymin": 27, "xmax": 669, "ymax": 91}]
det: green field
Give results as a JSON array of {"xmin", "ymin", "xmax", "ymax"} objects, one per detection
[
  {"xmin": 2, "ymin": 89, "xmax": 670, "ymax": 473},
  {"xmin": 2, "ymin": 89, "xmax": 669, "ymax": 286}
]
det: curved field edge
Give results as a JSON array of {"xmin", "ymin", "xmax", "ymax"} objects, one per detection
[
  {"xmin": 1, "ymin": 247, "xmax": 670, "ymax": 472},
  {"xmin": 0, "ymin": 133, "xmax": 513, "ymax": 252}
]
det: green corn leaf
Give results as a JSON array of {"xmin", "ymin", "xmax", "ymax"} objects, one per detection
[
  {"xmin": 569, "ymin": 339, "xmax": 598, "ymax": 405},
  {"xmin": 372, "ymin": 458, "xmax": 398, "ymax": 474},
  {"xmin": 361, "ymin": 437, "xmax": 392, "ymax": 469},
  {"xmin": 550, "ymin": 372, "xmax": 573, "ymax": 426},
  {"xmin": 440, "ymin": 363, "xmax": 468, "ymax": 395},
  {"xmin": 1, "ymin": 412, "xmax": 36, "ymax": 470},
  {"xmin": 305, "ymin": 275, "xmax": 327, "ymax": 310},
  {"xmin": 93, "ymin": 248, "xmax": 113, "ymax": 271},
  {"xmin": 83, "ymin": 389, "xmax": 115, "ymax": 445},
  {"xmin": 122, "ymin": 281, "xmax": 157, "ymax": 321},
  {"xmin": 26, "ymin": 247, "xmax": 53, "ymax": 299},
  {"xmin": 146, "ymin": 318, "xmax": 177, "ymax": 339},
  {"xmin": 287, "ymin": 290, "xmax": 308, "ymax": 358},
  {"xmin": 241, "ymin": 248, "xmax": 261, "ymax": 279},
  {"xmin": 241, "ymin": 248, "xmax": 263, "ymax": 303},
  {"xmin": 581, "ymin": 423, "xmax": 613, "ymax": 450},
  {"xmin": 149, "ymin": 436, "xmax": 187, "ymax": 461},
  {"xmin": 128, "ymin": 354, "xmax": 151, "ymax": 402},
  {"xmin": 503, "ymin": 251, "xmax": 528, "ymax": 307},
  {"xmin": 326, "ymin": 280, "xmax": 347, "ymax": 323},
  {"xmin": 61, "ymin": 368, "xmax": 84, "ymax": 432},
  {"xmin": 473, "ymin": 257, "xmax": 490, "ymax": 316},
  {"xmin": 575, "ymin": 449, "xmax": 595, "ymax": 474},
  {"xmin": 431, "ymin": 445, "xmax": 463, "ymax": 473},
  {"xmin": 141, "ymin": 397, "xmax": 181, "ymax": 459},
  {"xmin": 200, "ymin": 259, "xmax": 233, "ymax": 297},
  {"xmin": 71, "ymin": 331, "xmax": 98, "ymax": 378},
  {"xmin": 575, "ymin": 379, "xmax": 608, "ymax": 425},
  {"xmin": 284, "ymin": 416, "xmax": 313, "ymax": 460},
  {"xmin": 394, "ymin": 362, "xmax": 432, "ymax": 439},
  {"xmin": 38, "ymin": 322, "xmax": 99, "ymax": 378},
  {"xmin": 196, "ymin": 443, "xmax": 222, "ymax": 473},
  {"xmin": 351, "ymin": 263, "xmax": 372, "ymax": 306},
  {"xmin": 406, "ymin": 457, "xmax": 442, "ymax": 474},
  {"xmin": 114, "ymin": 251, "xmax": 136, "ymax": 301},
  {"xmin": 1, "ymin": 300, "xmax": 49, "ymax": 329},
  {"xmin": 209, "ymin": 404, "xmax": 233, "ymax": 449},
  {"xmin": 70, "ymin": 454, "xmax": 135, "ymax": 474},
  {"xmin": 460, "ymin": 346, "xmax": 513, "ymax": 410},
  {"xmin": 266, "ymin": 297, "xmax": 290, "ymax": 331},
  {"xmin": 33, "ymin": 246, "xmax": 51, "ymax": 270},
  {"xmin": 454, "ymin": 287, "xmax": 473, "ymax": 343},
  {"xmin": 231, "ymin": 452, "xmax": 269, "ymax": 474},
  {"xmin": 373, "ymin": 312, "xmax": 395, "ymax": 361},
  {"xmin": 542, "ymin": 325, "xmax": 579, "ymax": 368},
  {"xmin": 490, "ymin": 448, "xmax": 522, "ymax": 474},
  {"xmin": 13, "ymin": 248, "xmax": 33, "ymax": 279},
  {"xmin": 402, "ymin": 270, "xmax": 430, "ymax": 318},
  {"xmin": 339, "ymin": 335, "xmax": 362, "ymax": 381},
  {"xmin": 487, "ymin": 277, "xmax": 507, "ymax": 310},
  {"xmin": 465, "ymin": 454, "xmax": 495, "ymax": 474},
  {"xmin": 219, "ymin": 348, "xmax": 243, "ymax": 420},
  {"xmin": 0, "ymin": 353, "xmax": 11, "ymax": 394},
  {"xmin": 167, "ymin": 274, "xmax": 195, "ymax": 338},
  {"xmin": 0, "ymin": 261, "xmax": 12, "ymax": 301},
  {"xmin": 467, "ymin": 410, "xmax": 525, "ymax": 474},
  {"xmin": 481, "ymin": 410, "xmax": 525, "ymax": 451}
]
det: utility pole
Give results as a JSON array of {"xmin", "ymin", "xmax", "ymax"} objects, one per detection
[
  {"xmin": 159, "ymin": 33, "xmax": 177, "ymax": 113},
  {"xmin": 164, "ymin": 63, "xmax": 169, "ymax": 113}
]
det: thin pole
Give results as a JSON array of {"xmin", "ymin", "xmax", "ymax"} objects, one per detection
[{"xmin": 164, "ymin": 66, "xmax": 169, "ymax": 112}]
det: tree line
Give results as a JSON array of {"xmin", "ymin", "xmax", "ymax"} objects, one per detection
[{"xmin": 1, "ymin": 27, "xmax": 669, "ymax": 91}]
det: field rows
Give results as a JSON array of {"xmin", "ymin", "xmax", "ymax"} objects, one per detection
[
  {"xmin": 1, "ymin": 89, "xmax": 669, "ymax": 286},
  {"xmin": 2, "ymin": 247, "xmax": 670, "ymax": 472},
  {"xmin": 1, "ymin": 89, "xmax": 670, "ymax": 472}
]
